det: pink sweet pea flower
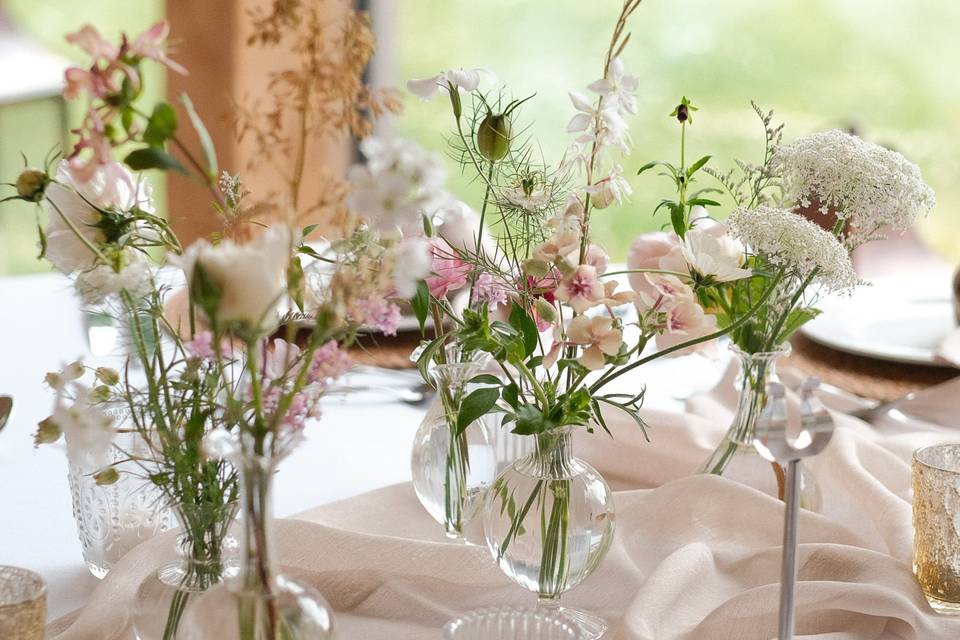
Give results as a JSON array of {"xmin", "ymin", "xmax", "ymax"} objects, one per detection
[
  {"xmin": 425, "ymin": 238, "xmax": 471, "ymax": 298},
  {"xmin": 129, "ymin": 21, "xmax": 188, "ymax": 75},
  {"xmin": 656, "ymin": 299, "xmax": 719, "ymax": 356},
  {"xmin": 555, "ymin": 264, "xmax": 604, "ymax": 314}
]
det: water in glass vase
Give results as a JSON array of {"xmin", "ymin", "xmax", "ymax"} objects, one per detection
[
  {"xmin": 701, "ymin": 344, "xmax": 821, "ymax": 511},
  {"xmin": 483, "ymin": 427, "xmax": 614, "ymax": 640},
  {"xmin": 411, "ymin": 355, "xmax": 497, "ymax": 540}
]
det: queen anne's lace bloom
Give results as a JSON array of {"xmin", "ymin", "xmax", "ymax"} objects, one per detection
[
  {"xmin": 772, "ymin": 129, "xmax": 935, "ymax": 246},
  {"xmin": 728, "ymin": 206, "xmax": 858, "ymax": 293}
]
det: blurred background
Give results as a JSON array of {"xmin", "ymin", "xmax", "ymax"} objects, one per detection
[{"xmin": 0, "ymin": 0, "xmax": 956, "ymax": 274}]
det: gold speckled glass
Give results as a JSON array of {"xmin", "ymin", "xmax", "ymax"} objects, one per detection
[
  {"xmin": 913, "ymin": 444, "xmax": 960, "ymax": 614},
  {"xmin": 0, "ymin": 566, "xmax": 46, "ymax": 639}
]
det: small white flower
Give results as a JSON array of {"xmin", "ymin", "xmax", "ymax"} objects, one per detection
[
  {"xmin": 728, "ymin": 205, "xmax": 859, "ymax": 293},
  {"xmin": 680, "ymin": 223, "xmax": 751, "ymax": 283},
  {"xmin": 435, "ymin": 200, "xmax": 498, "ymax": 258},
  {"xmin": 406, "ymin": 68, "xmax": 495, "ymax": 100},
  {"xmin": 202, "ymin": 428, "xmax": 240, "ymax": 461},
  {"xmin": 772, "ymin": 129, "xmax": 935, "ymax": 246},
  {"xmin": 52, "ymin": 384, "xmax": 115, "ymax": 468},
  {"xmin": 503, "ymin": 185, "xmax": 552, "ymax": 211},
  {"xmin": 587, "ymin": 57, "xmax": 639, "ymax": 116},
  {"xmin": 74, "ymin": 255, "xmax": 152, "ymax": 305},
  {"xmin": 391, "ymin": 237, "xmax": 432, "ymax": 298},
  {"xmin": 348, "ymin": 136, "xmax": 448, "ymax": 237},
  {"xmin": 587, "ymin": 165, "xmax": 632, "ymax": 209}
]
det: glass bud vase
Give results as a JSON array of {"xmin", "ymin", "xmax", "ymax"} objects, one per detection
[
  {"xmin": 133, "ymin": 502, "xmax": 239, "ymax": 640},
  {"xmin": 67, "ymin": 434, "xmax": 174, "ymax": 578},
  {"xmin": 178, "ymin": 454, "xmax": 334, "ymax": 639},
  {"xmin": 483, "ymin": 427, "xmax": 615, "ymax": 640},
  {"xmin": 411, "ymin": 358, "xmax": 497, "ymax": 540},
  {"xmin": 700, "ymin": 344, "xmax": 822, "ymax": 511}
]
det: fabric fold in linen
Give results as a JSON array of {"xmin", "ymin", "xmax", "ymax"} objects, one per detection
[{"xmin": 49, "ymin": 368, "xmax": 960, "ymax": 639}]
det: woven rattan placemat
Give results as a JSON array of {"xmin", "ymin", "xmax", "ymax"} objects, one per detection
[{"xmin": 785, "ymin": 334, "xmax": 958, "ymax": 402}]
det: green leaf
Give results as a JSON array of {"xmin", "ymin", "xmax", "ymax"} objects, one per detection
[
  {"xmin": 509, "ymin": 302, "xmax": 538, "ymax": 357},
  {"xmin": 422, "ymin": 212, "xmax": 433, "ymax": 237},
  {"xmin": 456, "ymin": 387, "xmax": 499, "ymax": 435},
  {"xmin": 501, "ymin": 383, "xmax": 519, "ymax": 409},
  {"xmin": 410, "ymin": 280, "xmax": 431, "ymax": 334},
  {"xmin": 688, "ymin": 198, "xmax": 722, "ymax": 208},
  {"xmin": 670, "ymin": 202, "xmax": 686, "ymax": 237},
  {"xmin": 287, "ymin": 255, "xmax": 305, "ymax": 312},
  {"xmin": 686, "ymin": 154, "xmax": 711, "ymax": 177},
  {"xmin": 775, "ymin": 307, "xmax": 822, "ymax": 344},
  {"xmin": 302, "ymin": 224, "xmax": 319, "ymax": 238},
  {"xmin": 512, "ymin": 404, "xmax": 553, "ymax": 435},
  {"xmin": 143, "ymin": 102, "xmax": 178, "ymax": 147},
  {"xmin": 415, "ymin": 336, "xmax": 444, "ymax": 382},
  {"xmin": 298, "ymin": 245, "xmax": 324, "ymax": 260},
  {"xmin": 180, "ymin": 93, "xmax": 219, "ymax": 176},
  {"xmin": 124, "ymin": 147, "xmax": 188, "ymax": 175},
  {"xmin": 469, "ymin": 374, "xmax": 502, "ymax": 385}
]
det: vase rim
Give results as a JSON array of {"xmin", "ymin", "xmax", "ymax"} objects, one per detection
[{"xmin": 729, "ymin": 342, "xmax": 792, "ymax": 359}]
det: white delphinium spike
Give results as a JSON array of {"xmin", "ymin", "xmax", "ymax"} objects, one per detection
[
  {"xmin": 772, "ymin": 129, "xmax": 935, "ymax": 246},
  {"xmin": 728, "ymin": 206, "xmax": 858, "ymax": 294},
  {"xmin": 406, "ymin": 68, "xmax": 495, "ymax": 100}
]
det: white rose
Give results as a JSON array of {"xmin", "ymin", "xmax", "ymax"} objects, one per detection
[
  {"xmin": 178, "ymin": 225, "xmax": 293, "ymax": 333},
  {"xmin": 43, "ymin": 160, "xmax": 154, "ymax": 274},
  {"xmin": 680, "ymin": 222, "xmax": 751, "ymax": 283}
]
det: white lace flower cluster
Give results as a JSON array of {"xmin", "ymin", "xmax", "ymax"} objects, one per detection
[
  {"xmin": 563, "ymin": 57, "xmax": 638, "ymax": 208},
  {"xmin": 728, "ymin": 205, "xmax": 858, "ymax": 293},
  {"xmin": 772, "ymin": 129, "xmax": 935, "ymax": 246},
  {"xmin": 347, "ymin": 136, "xmax": 448, "ymax": 238}
]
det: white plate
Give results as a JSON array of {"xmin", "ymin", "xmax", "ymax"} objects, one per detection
[{"xmin": 800, "ymin": 278, "xmax": 956, "ymax": 367}]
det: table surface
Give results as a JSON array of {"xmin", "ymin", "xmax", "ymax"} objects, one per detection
[{"xmin": 0, "ymin": 273, "xmax": 717, "ymax": 620}]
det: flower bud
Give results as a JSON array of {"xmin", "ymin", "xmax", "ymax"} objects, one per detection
[
  {"xmin": 675, "ymin": 104, "xmax": 689, "ymax": 123},
  {"xmin": 523, "ymin": 258, "xmax": 551, "ymax": 278},
  {"xmin": 477, "ymin": 113, "xmax": 512, "ymax": 162},
  {"xmin": 95, "ymin": 367, "xmax": 120, "ymax": 386},
  {"xmin": 590, "ymin": 181, "xmax": 617, "ymax": 210},
  {"xmin": 94, "ymin": 467, "xmax": 120, "ymax": 486},
  {"xmin": 34, "ymin": 417, "xmax": 61, "ymax": 446},
  {"xmin": 15, "ymin": 168, "xmax": 49, "ymax": 202},
  {"xmin": 534, "ymin": 298, "xmax": 558, "ymax": 325}
]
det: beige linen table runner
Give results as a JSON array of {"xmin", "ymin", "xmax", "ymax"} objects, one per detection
[{"xmin": 47, "ymin": 369, "xmax": 960, "ymax": 639}]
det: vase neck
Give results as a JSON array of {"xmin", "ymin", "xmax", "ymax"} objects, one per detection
[
  {"xmin": 173, "ymin": 501, "xmax": 238, "ymax": 565},
  {"xmin": 239, "ymin": 455, "xmax": 277, "ymax": 588},
  {"xmin": 531, "ymin": 429, "xmax": 576, "ymax": 478},
  {"xmin": 728, "ymin": 349, "xmax": 785, "ymax": 445}
]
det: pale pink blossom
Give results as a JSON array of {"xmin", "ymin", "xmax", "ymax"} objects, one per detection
[
  {"xmin": 554, "ymin": 265, "xmax": 604, "ymax": 313},
  {"xmin": 472, "ymin": 272, "xmax": 508, "ymax": 309},
  {"xmin": 65, "ymin": 25, "xmax": 119, "ymax": 60},
  {"xmin": 307, "ymin": 340, "xmax": 352, "ymax": 384},
  {"xmin": 566, "ymin": 315, "xmax": 623, "ymax": 370},
  {"xmin": 262, "ymin": 338, "xmax": 302, "ymax": 380},
  {"xmin": 129, "ymin": 21, "xmax": 188, "ymax": 75},
  {"xmin": 354, "ymin": 298, "xmax": 402, "ymax": 336},
  {"xmin": 626, "ymin": 231, "xmax": 686, "ymax": 298},
  {"xmin": 532, "ymin": 230, "xmax": 580, "ymax": 266},
  {"xmin": 656, "ymin": 299, "xmax": 718, "ymax": 356},
  {"xmin": 566, "ymin": 243, "xmax": 609, "ymax": 275},
  {"xmin": 680, "ymin": 223, "xmax": 751, "ymax": 283},
  {"xmin": 425, "ymin": 238, "xmax": 471, "ymax": 298}
]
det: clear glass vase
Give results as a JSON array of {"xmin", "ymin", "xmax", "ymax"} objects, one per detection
[
  {"xmin": 700, "ymin": 344, "xmax": 822, "ymax": 511},
  {"xmin": 67, "ymin": 434, "xmax": 174, "ymax": 578},
  {"xmin": 176, "ymin": 454, "xmax": 334, "ymax": 639},
  {"xmin": 411, "ymin": 357, "xmax": 498, "ymax": 540},
  {"xmin": 483, "ymin": 427, "xmax": 615, "ymax": 640},
  {"xmin": 133, "ymin": 502, "xmax": 239, "ymax": 640}
]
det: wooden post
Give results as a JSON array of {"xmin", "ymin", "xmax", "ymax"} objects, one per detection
[{"xmin": 165, "ymin": 0, "xmax": 351, "ymax": 245}]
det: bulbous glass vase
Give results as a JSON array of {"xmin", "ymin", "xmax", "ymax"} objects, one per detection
[
  {"xmin": 176, "ymin": 455, "xmax": 334, "ymax": 639},
  {"xmin": 133, "ymin": 502, "xmax": 239, "ymax": 640},
  {"xmin": 483, "ymin": 427, "xmax": 615, "ymax": 640},
  {"xmin": 411, "ymin": 357, "xmax": 498, "ymax": 540},
  {"xmin": 701, "ymin": 344, "xmax": 822, "ymax": 511}
]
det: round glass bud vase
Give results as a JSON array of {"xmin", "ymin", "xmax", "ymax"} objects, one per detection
[
  {"xmin": 133, "ymin": 502, "xmax": 239, "ymax": 640},
  {"xmin": 175, "ymin": 454, "xmax": 334, "ymax": 639},
  {"xmin": 411, "ymin": 357, "xmax": 498, "ymax": 540},
  {"xmin": 700, "ymin": 344, "xmax": 822, "ymax": 511},
  {"xmin": 483, "ymin": 426, "xmax": 615, "ymax": 640}
]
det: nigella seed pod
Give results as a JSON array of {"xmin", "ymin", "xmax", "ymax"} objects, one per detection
[
  {"xmin": 15, "ymin": 168, "xmax": 49, "ymax": 202},
  {"xmin": 477, "ymin": 113, "xmax": 512, "ymax": 162}
]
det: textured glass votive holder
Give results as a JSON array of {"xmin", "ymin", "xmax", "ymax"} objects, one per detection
[
  {"xmin": 913, "ymin": 443, "xmax": 960, "ymax": 614},
  {"xmin": 0, "ymin": 566, "xmax": 46, "ymax": 639},
  {"xmin": 444, "ymin": 606, "xmax": 584, "ymax": 640}
]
